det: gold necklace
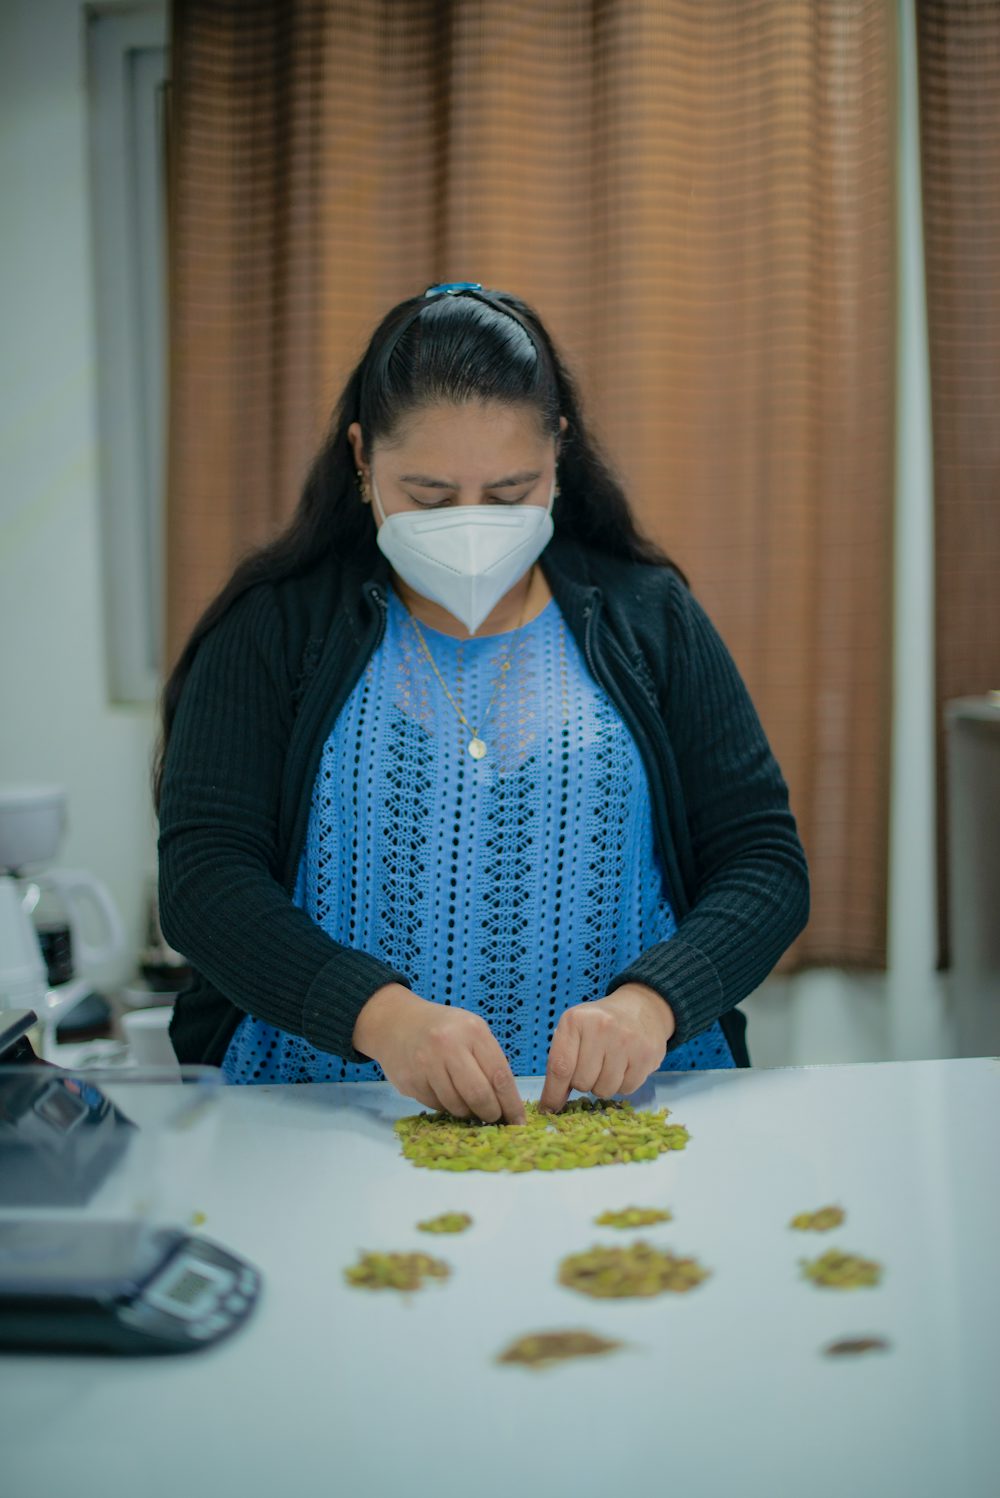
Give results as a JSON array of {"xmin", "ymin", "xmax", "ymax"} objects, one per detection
[{"xmin": 403, "ymin": 568, "xmax": 534, "ymax": 760}]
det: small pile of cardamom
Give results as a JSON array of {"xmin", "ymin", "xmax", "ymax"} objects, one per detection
[
  {"xmin": 343, "ymin": 1251, "xmax": 451, "ymax": 1292},
  {"xmin": 799, "ymin": 1249, "xmax": 883, "ymax": 1289},
  {"xmin": 558, "ymin": 1240, "xmax": 711, "ymax": 1299}
]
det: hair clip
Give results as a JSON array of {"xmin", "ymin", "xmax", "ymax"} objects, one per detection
[{"xmin": 423, "ymin": 282, "xmax": 483, "ymax": 297}]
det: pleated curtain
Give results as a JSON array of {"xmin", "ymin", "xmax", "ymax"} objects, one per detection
[
  {"xmin": 916, "ymin": 1, "xmax": 1000, "ymax": 967},
  {"xmin": 165, "ymin": 0, "xmax": 898, "ymax": 970}
]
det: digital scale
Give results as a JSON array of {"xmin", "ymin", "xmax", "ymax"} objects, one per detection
[
  {"xmin": 0, "ymin": 1008, "xmax": 262, "ymax": 1355},
  {"xmin": 0, "ymin": 1219, "xmax": 261, "ymax": 1355}
]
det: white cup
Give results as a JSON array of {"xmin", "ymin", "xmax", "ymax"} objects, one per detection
[{"xmin": 121, "ymin": 1006, "xmax": 178, "ymax": 1070}]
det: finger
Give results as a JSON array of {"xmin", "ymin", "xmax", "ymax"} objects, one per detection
[
  {"xmin": 443, "ymin": 1051, "xmax": 501, "ymax": 1124},
  {"xmin": 493, "ymin": 1057, "xmax": 527, "ymax": 1126},
  {"xmin": 620, "ymin": 1060, "xmax": 651, "ymax": 1096},
  {"xmin": 592, "ymin": 1053, "xmax": 629, "ymax": 1099},
  {"xmin": 411, "ymin": 1082, "xmax": 447, "ymax": 1114},
  {"xmin": 571, "ymin": 1016, "xmax": 614, "ymax": 1096},
  {"xmin": 429, "ymin": 1063, "xmax": 473, "ymax": 1120},
  {"xmin": 468, "ymin": 1033, "xmax": 526, "ymax": 1125},
  {"xmin": 538, "ymin": 1015, "xmax": 582, "ymax": 1113}
]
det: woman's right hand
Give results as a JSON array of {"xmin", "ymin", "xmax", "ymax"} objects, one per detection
[{"xmin": 352, "ymin": 984, "xmax": 526, "ymax": 1125}]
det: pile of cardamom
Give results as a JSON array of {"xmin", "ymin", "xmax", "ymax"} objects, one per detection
[{"xmin": 394, "ymin": 1096, "xmax": 689, "ymax": 1172}]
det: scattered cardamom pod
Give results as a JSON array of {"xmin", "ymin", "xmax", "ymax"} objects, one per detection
[
  {"xmin": 594, "ymin": 1206, "xmax": 673, "ymax": 1229},
  {"xmin": 790, "ymin": 1205, "xmax": 846, "ymax": 1231},
  {"xmin": 416, "ymin": 1212, "xmax": 473, "ymax": 1234}
]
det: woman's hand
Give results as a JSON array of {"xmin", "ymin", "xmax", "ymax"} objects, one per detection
[
  {"xmin": 352, "ymin": 984, "xmax": 526, "ymax": 1125},
  {"xmin": 538, "ymin": 983, "xmax": 677, "ymax": 1113}
]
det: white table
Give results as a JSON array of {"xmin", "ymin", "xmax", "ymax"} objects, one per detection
[{"xmin": 3, "ymin": 1059, "xmax": 999, "ymax": 1498}]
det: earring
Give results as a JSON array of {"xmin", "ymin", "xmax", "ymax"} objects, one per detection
[{"xmin": 357, "ymin": 468, "xmax": 371, "ymax": 504}]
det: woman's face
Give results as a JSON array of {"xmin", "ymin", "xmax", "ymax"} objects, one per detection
[{"xmin": 348, "ymin": 401, "xmax": 566, "ymax": 522}]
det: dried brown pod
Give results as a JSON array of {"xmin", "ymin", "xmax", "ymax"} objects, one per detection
[
  {"xmin": 789, "ymin": 1206, "xmax": 846, "ymax": 1231},
  {"xmin": 824, "ymin": 1336, "xmax": 891, "ymax": 1356},
  {"xmin": 496, "ymin": 1330, "xmax": 625, "ymax": 1370}
]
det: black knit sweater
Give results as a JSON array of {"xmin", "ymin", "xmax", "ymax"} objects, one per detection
[{"xmin": 158, "ymin": 532, "xmax": 809, "ymax": 1070}]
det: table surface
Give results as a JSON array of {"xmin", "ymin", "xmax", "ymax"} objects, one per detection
[{"xmin": 3, "ymin": 1058, "xmax": 999, "ymax": 1498}]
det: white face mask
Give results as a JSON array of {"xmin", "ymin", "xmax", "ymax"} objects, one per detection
[{"xmin": 370, "ymin": 473, "xmax": 556, "ymax": 635}]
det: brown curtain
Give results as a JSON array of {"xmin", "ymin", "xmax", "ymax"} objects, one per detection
[
  {"xmin": 165, "ymin": 0, "xmax": 898, "ymax": 970},
  {"xmin": 916, "ymin": 1, "xmax": 1000, "ymax": 968}
]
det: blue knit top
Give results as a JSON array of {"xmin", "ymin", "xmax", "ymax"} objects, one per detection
[{"xmin": 221, "ymin": 582, "xmax": 735, "ymax": 1083}]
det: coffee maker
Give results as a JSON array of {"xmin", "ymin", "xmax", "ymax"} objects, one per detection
[{"xmin": 0, "ymin": 786, "xmax": 127, "ymax": 1052}]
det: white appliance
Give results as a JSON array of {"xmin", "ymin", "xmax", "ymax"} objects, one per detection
[{"xmin": 0, "ymin": 786, "xmax": 127, "ymax": 1046}]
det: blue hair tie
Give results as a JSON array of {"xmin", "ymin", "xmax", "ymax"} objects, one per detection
[{"xmin": 423, "ymin": 282, "xmax": 483, "ymax": 297}]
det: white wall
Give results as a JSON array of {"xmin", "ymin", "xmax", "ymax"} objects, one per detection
[
  {"xmin": 0, "ymin": 0, "xmax": 159, "ymax": 988},
  {"xmin": 0, "ymin": 0, "xmax": 957, "ymax": 1056}
]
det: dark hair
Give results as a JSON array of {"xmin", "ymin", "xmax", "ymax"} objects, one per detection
[{"xmin": 152, "ymin": 287, "xmax": 684, "ymax": 811}]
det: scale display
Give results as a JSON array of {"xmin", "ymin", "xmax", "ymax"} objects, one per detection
[{"xmin": 0, "ymin": 1219, "xmax": 262, "ymax": 1355}]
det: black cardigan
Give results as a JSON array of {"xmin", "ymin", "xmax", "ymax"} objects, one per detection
[{"xmin": 158, "ymin": 532, "xmax": 809, "ymax": 1071}]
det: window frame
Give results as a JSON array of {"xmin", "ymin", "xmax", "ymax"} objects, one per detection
[{"xmin": 86, "ymin": 1, "xmax": 169, "ymax": 703}]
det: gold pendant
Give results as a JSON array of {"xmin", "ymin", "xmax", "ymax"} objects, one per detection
[{"xmin": 468, "ymin": 737, "xmax": 487, "ymax": 760}]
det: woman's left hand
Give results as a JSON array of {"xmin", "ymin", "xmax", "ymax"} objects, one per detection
[{"xmin": 538, "ymin": 983, "xmax": 677, "ymax": 1113}]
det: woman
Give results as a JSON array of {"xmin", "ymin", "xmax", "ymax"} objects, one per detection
[{"xmin": 155, "ymin": 281, "xmax": 809, "ymax": 1124}]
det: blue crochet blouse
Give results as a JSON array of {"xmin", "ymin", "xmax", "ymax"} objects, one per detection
[{"xmin": 221, "ymin": 583, "xmax": 735, "ymax": 1083}]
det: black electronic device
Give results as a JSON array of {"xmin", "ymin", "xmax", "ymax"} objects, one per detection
[
  {"xmin": 0, "ymin": 1025, "xmax": 261, "ymax": 1355},
  {"xmin": 0, "ymin": 1008, "xmax": 44, "ymax": 1067},
  {"xmin": 0, "ymin": 1041, "xmax": 136, "ymax": 1207},
  {"xmin": 0, "ymin": 1219, "xmax": 261, "ymax": 1355}
]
